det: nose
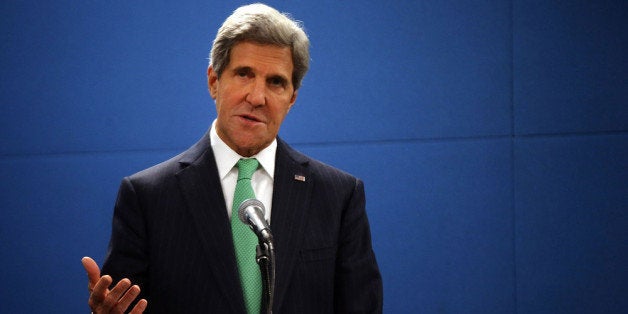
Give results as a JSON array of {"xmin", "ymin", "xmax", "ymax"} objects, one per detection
[{"xmin": 245, "ymin": 78, "xmax": 266, "ymax": 106}]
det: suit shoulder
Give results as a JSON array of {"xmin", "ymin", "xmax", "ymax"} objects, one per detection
[
  {"xmin": 125, "ymin": 133, "xmax": 212, "ymax": 186},
  {"xmin": 125, "ymin": 151, "xmax": 185, "ymax": 186},
  {"xmin": 283, "ymin": 142, "xmax": 360, "ymax": 186},
  {"xmin": 309, "ymin": 157, "xmax": 357, "ymax": 182}
]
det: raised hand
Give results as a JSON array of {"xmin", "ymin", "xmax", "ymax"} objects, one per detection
[{"xmin": 81, "ymin": 256, "xmax": 147, "ymax": 313}]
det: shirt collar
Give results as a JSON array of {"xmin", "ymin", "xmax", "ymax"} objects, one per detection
[{"xmin": 210, "ymin": 119, "xmax": 276, "ymax": 180}]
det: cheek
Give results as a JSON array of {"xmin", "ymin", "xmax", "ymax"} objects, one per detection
[
  {"xmin": 213, "ymin": 98, "xmax": 223, "ymax": 114},
  {"xmin": 215, "ymin": 92, "xmax": 236, "ymax": 113},
  {"xmin": 271, "ymin": 108, "xmax": 290, "ymax": 127},
  {"xmin": 272, "ymin": 96, "xmax": 295, "ymax": 119}
]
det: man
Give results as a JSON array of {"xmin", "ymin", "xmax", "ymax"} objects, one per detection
[{"xmin": 82, "ymin": 4, "xmax": 382, "ymax": 313}]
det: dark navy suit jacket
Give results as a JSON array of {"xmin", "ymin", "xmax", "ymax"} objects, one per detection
[{"xmin": 102, "ymin": 132, "xmax": 383, "ymax": 313}]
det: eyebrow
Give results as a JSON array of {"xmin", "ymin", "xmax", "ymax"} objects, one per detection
[{"xmin": 232, "ymin": 66, "xmax": 252, "ymax": 74}]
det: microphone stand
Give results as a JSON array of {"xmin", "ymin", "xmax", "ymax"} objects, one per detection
[{"xmin": 256, "ymin": 231, "xmax": 275, "ymax": 314}]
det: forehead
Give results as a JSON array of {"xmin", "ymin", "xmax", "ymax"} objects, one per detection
[{"xmin": 228, "ymin": 41, "xmax": 294, "ymax": 77}]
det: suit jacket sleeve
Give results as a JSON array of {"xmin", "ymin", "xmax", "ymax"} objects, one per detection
[{"xmin": 102, "ymin": 177, "xmax": 151, "ymax": 299}]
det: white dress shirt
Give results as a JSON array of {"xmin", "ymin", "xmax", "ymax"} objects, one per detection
[{"xmin": 209, "ymin": 120, "xmax": 275, "ymax": 223}]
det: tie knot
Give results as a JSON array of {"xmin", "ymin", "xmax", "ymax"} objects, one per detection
[{"xmin": 236, "ymin": 158, "xmax": 259, "ymax": 180}]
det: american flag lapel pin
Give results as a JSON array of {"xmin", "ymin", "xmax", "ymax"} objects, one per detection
[{"xmin": 294, "ymin": 174, "xmax": 306, "ymax": 182}]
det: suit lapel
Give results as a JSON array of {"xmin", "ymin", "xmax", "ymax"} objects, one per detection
[
  {"xmin": 271, "ymin": 139, "xmax": 313, "ymax": 311},
  {"xmin": 175, "ymin": 133, "xmax": 246, "ymax": 313}
]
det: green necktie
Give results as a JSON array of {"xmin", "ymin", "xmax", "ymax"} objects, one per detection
[{"xmin": 231, "ymin": 158, "xmax": 262, "ymax": 314}]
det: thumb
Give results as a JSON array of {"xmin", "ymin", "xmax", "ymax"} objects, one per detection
[{"xmin": 81, "ymin": 256, "xmax": 101, "ymax": 286}]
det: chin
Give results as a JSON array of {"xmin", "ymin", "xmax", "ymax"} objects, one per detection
[{"xmin": 232, "ymin": 138, "xmax": 267, "ymax": 156}]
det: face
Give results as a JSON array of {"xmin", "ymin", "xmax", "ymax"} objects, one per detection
[{"xmin": 208, "ymin": 41, "xmax": 298, "ymax": 157}]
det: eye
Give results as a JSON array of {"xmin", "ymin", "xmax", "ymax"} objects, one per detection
[
  {"xmin": 268, "ymin": 76, "xmax": 286, "ymax": 87},
  {"xmin": 235, "ymin": 67, "xmax": 252, "ymax": 78},
  {"xmin": 236, "ymin": 68, "xmax": 249, "ymax": 77}
]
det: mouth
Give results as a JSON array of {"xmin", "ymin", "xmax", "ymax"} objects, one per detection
[{"xmin": 238, "ymin": 114, "xmax": 263, "ymax": 124}]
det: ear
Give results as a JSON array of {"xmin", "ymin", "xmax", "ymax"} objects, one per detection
[
  {"xmin": 207, "ymin": 66, "xmax": 218, "ymax": 99},
  {"xmin": 287, "ymin": 90, "xmax": 298, "ymax": 113}
]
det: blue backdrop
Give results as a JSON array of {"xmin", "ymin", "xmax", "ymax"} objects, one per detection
[{"xmin": 1, "ymin": 1, "xmax": 627, "ymax": 313}]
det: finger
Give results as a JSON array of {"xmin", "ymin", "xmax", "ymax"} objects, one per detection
[
  {"xmin": 89, "ymin": 275, "xmax": 113, "ymax": 308},
  {"xmin": 104, "ymin": 278, "xmax": 132, "ymax": 307},
  {"xmin": 81, "ymin": 256, "xmax": 101, "ymax": 288},
  {"xmin": 129, "ymin": 299, "xmax": 148, "ymax": 314},
  {"xmin": 115, "ymin": 284, "xmax": 141, "ymax": 312}
]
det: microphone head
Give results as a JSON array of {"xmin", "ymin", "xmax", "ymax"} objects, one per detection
[{"xmin": 238, "ymin": 198, "xmax": 265, "ymax": 224}]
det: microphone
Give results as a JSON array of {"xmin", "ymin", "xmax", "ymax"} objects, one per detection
[
  {"xmin": 238, "ymin": 199, "xmax": 272, "ymax": 243},
  {"xmin": 238, "ymin": 199, "xmax": 276, "ymax": 313}
]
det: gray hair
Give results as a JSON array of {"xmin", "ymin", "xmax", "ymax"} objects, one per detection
[{"xmin": 210, "ymin": 3, "xmax": 310, "ymax": 90}]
